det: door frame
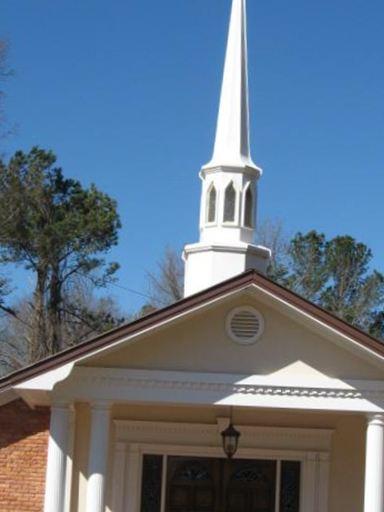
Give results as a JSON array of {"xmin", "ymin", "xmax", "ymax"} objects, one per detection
[{"xmin": 110, "ymin": 419, "xmax": 332, "ymax": 512}]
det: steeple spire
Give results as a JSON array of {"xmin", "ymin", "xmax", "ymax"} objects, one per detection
[
  {"xmin": 205, "ymin": 0, "xmax": 259, "ymax": 173},
  {"xmin": 183, "ymin": 0, "xmax": 270, "ymax": 297}
]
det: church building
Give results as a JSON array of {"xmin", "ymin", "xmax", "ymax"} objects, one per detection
[{"xmin": 1, "ymin": 1, "xmax": 384, "ymax": 511}]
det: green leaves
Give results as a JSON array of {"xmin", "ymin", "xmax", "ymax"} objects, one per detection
[
  {"xmin": 0, "ymin": 147, "xmax": 120, "ymax": 270},
  {"xmin": 269, "ymin": 230, "xmax": 384, "ymax": 337},
  {"xmin": 0, "ymin": 147, "xmax": 122, "ymax": 359},
  {"xmin": 286, "ymin": 231, "xmax": 328, "ymax": 302},
  {"xmin": 0, "ymin": 146, "xmax": 120, "ymax": 278}
]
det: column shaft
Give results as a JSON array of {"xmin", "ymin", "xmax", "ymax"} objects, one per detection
[
  {"xmin": 364, "ymin": 414, "xmax": 384, "ymax": 512},
  {"xmin": 44, "ymin": 404, "xmax": 71, "ymax": 512},
  {"xmin": 86, "ymin": 402, "xmax": 111, "ymax": 512}
]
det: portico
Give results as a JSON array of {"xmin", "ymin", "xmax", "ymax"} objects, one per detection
[
  {"xmin": 8, "ymin": 265, "xmax": 384, "ymax": 512},
  {"xmin": 16, "ymin": 305, "xmax": 384, "ymax": 512},
  {"xmin": 37, "ymin": 395, "xmax": 384, "ymax": 512}
]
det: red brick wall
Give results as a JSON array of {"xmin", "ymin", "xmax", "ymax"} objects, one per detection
[{"xmin": 0, "ymin": 399, "xmax": 50, "ymax": 512}]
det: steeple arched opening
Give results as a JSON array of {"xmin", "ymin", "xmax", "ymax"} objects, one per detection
[
  {"xmin": 223, "ymin": 182, "xmax": 236, "ymax": 223},
  {"xmin": 244, "ymin": 184, "xmax": 254, "ymax": 228},
  {"xmin": 206, "ymin": 184, "xmax": 217, "ymax": 224}
]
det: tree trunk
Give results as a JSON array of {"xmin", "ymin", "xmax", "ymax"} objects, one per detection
[
  {"xmin": 30, "ymin": 268, "xmax": 48, "ymax": 362},
  {"xmin": 47, "ymin": 265, "xmax": 63, "ymax": 354}
]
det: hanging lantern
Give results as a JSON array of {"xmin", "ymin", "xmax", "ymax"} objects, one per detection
[{"xmin": 221, "ymin": 423, "xmax": 241, "ymax": 459}]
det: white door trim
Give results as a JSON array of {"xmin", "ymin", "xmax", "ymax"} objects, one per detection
[{"xmin": 108, "ymin": 419, "xmax": 332, "ymax": 512}]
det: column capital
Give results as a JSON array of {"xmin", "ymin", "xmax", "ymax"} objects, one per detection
[
  {"xmin": 90, "ymin": 400, "xmax": 112, "ymax": 411},
  {"xmin": 367, "ymin": 413, "xmax": 384, "ymax": 427}
]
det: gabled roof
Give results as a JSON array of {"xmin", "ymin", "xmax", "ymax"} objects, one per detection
[{"xmin": 1, "ymin": 269, "xmax": 383, "ymax": 393}]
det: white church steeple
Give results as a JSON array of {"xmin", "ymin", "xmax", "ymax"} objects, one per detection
[
  {"xmin": 183, "ymin": 0, "xmax": 271, "ymax": 297},
  {"xmin": 206, "ymin": 0, "xmax": 258, "ymax": 172}
]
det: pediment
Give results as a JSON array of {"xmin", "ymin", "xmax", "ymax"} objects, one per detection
[
  {"xmin": 84, "ymin": 288, "xmax": 384, "ymax": 383},
  {"xmin": 5, "ymin": 272, "xmax": 384, "ymax": 402}
]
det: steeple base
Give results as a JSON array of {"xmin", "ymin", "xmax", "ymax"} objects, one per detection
[{"xmin": 183, "ymin": 242, "xmax": 271, "ymax": 297}]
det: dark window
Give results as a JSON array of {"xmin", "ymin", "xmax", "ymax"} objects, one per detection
[
  {"xmin": 244, "ymin": 186, "xmax": 254, "ymax": 228},
  {"xmin": 140, "ymin": 455, "xmax": 163, "ymax": 512},
  {"xmin": 207, "ymin": 185, "xmax": 217, "ymax": 223},
  {"xmin": 142, "ymin": 456, "xmax": 301, "ymax": 512},
  {"xmin": 224, "ymin": 182, "xmax": 236, "ymax": 222},
  {"xmin": 280, "ymin": 461, "xmax": 301, "ymax": 512}
]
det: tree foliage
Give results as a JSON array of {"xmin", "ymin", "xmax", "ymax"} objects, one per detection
[
  {"xmin": 267, "ymin": 229, "xmax": 384, "ymax": 338},
  {"xmin": 149, "ymin": 224, "xmax": 384, "ymax": 340},
  {"xmin": 0, "ymin": 279, "xmax": 124, "ymax": 374},
  {"xmin": 0, "ymin": 147, "xmax": 122, "ymax": 363}
]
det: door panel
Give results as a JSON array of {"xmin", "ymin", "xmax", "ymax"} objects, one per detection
[
  {"xmin": 224, "ymin": 460, "xmax": 276, "ymax": 512},
  {"xmin": 166, "ymin": 457, "xmax": 219, "ymax": 512},
  {"xmin": 166, "ymin": 457, "xmax": 276, "ymax": 512}
]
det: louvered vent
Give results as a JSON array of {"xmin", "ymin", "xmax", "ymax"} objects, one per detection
[{"xmin": 226, "ymin": 307, "xmax": 264, "ymax": 344}]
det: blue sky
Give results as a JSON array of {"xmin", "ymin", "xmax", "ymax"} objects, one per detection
[{"xmin": 1, "ymin": 0, "xmax": 384, "ymax": 312}]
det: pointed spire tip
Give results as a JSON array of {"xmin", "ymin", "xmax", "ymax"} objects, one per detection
[{"xmin": 204, "ymin": 0, "xmax": 259, "ymax": 172}]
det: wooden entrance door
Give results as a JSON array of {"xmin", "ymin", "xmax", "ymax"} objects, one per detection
[
  {"xmin": 224, "ymin": 459, "xmax": 276, "ymax": 512},
  {"xmin": 166, "ymin": 457, "xmax": 276, "ymax": 512}
]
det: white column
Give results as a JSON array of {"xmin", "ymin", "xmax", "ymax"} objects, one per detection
[
  {"xmin": 44, "ymin": 403, "xmax": 71, "ymax": 512},
  {"xmin": 86, "ymin": 401, "xmax": 111, "ymax": 512},
  {"xmin": 364, "ymin": 413, "xmax": 384, "ymax": 512}
]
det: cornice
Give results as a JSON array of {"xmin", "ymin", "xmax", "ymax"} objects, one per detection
[
  {"xmin": 63, "ymin": 367, "xmax": 384, "ymax": 405},
  {"xmin": 183, "ymin": 242, "xmax": 271, "ymax": 259}
]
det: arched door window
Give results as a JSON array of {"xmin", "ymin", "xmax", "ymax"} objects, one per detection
[
  {"xmin": 226, "ymin": 461, "xmax": 276, "ymax": 512},
  {"xmin": 167, "ymin": 458, "xmax": 216, "ymax": 512},
  {"xmin": 244, "ymin": 185, "xmax": 254, "ymax": 228},
  {"xmin": 206, "ymin": 184, "xmax": 217, "ymax": 224},
  {"xmin": 224, "ymin": 182, "xmax": 236, "ymax": 223}
]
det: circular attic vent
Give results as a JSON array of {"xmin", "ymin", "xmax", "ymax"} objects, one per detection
[{"xmin": 226, "ymin": 307, "xmax": 264, "ymax": 345}]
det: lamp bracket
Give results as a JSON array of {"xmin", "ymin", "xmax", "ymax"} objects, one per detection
[{"xmin": 216, "ymin": 417, "xmax": 230, "ymax": 433}]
